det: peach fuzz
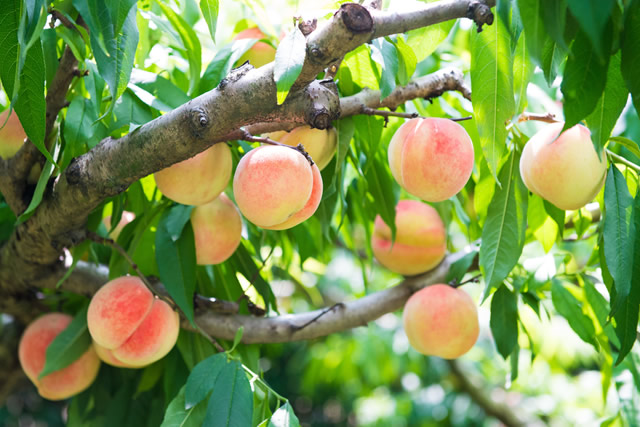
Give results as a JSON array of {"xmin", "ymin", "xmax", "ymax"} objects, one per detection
[
  {"xmin": 191, "ymin": 193, "xmax": 243, "ymax": 265},
  {"xmin": 234, "ymin": 27, "xmax": 276, "ymax": 69},
  {"xmin": 388, "ymin": 117, "xmax": 474, "ymax": 202},
  {"xmin": 0, "ymin": 110, "xmax": 26, "ymax": 159},
  {"xmin": 372, "ymin": 200, "xmax": 446, "ymax": 276},
  {"xmin": 403, "ymin": 284, "xmax": 479, "ymax": 359},
  {"xmin": 18, "ymin": 313, "xmax": 101, "ymax": 400},
  {"xmin": 519, "ymin": 123, "xmax": 607, "ymax": 210},
  {"xmin": 233, "ymin": 145, "xmax": 322, "ymax": 229},
  {"xmin": 267, "ymin": 126, "xmax": 337, "ymax": 171},
  {"xmin": 154, "ymin": 143, "xmax": 232, "ymax": 206},
  {"xmin": 87, "ymin": 276, "xmax": 179, "ymax": 368}
]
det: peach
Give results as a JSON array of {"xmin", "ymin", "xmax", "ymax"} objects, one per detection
[
  {"xmin": 520, "ymin": 123, "xmax": 607, "ymax": 210},
  {"xmin": 388, "ymin": 117, "xmax": 474, "ymax": 202},
  {"xmin": 87, "ymin": 276, "xmax": 179, "ymax": 368},
  {"xmin": 103, "ymin": 211, "xmax": 136, "ymax": 241},
  {"xmin": 154, "ymin": 143, "xmax": 232, "ymax": 206},
  {"xmin": 267, "ymin": 126, "xmax": 337, "ymax": 171},
  {"xmin": 18, "ymin": 313, "xmax": 101, "ymax": 400},
  {"xmin": 0, "ymin": 110, "xmax": 26, "ymax": 159},
  {"xmin": 191, "ymin": 193, "xmax": 243, "ymax": 264},
  {"xmin": 233, "ymin": 145, "xmax": 322, "ymax": 229},
  {"xmin": 372, "ymin": 200, "xmax": 446, "ymax": 276},
  {"xmin": 234, "ymin": 27, "xmax": 276, "ymax": 69},
  {"xmin": 403, "ymin": 284, "xmax": 479, "ymax": 359}
]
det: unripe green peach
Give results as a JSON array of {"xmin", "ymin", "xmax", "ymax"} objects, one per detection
[
  {"xmin": 267, "ymin": 126, "xmax": 337, "ymax": 171},
  {"xmin": 388, "ymin": 118, "xmax": 474, "ymax": 202},
  {"xmin": 191, "ymin": 193, "xmax": 243, "ymax": 265},
  {"xmin": 19, "ymin": 313, "xmax": 101, "ymax": 400},
  {"xmin": 87, "ymin": 276, "xmax": 179, "ymax": 368},
  {"xmin": 234, "ymin": 27, "xmax": 276, "ymax": 69},
  {"xmin": 154, "ymin": 143, "xmax": 232, "ymax": 206},
  {"xmin": 0, "ymin": 111, "xmax": 26, "ymax": 159},
  {"xmin": 403, "ymin": 284, "xmax": 479, "ymax": 359},
  {"xmin": 233, "ymin": 145, "xmax": 322, "ymax": 229},
  {"xmin": 372, "ymin": 200, "xmax": 446, "ymax": 276},
  {"xmin": 519, "ymin": 123, "xmax": 607, "ymax": 210}
]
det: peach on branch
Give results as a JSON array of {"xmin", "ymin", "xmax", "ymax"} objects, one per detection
[
  {"xmin": 0, "ymin": 110, "xmax": 26, "ymax": 159},
  {"xmin": 87, "ymin": 276, "xmax": 179, "ymax": 368},
  {"xmin": 267, "ymin": 126, "xmax": 337, "ymax": 171},
  {"xmin": 234, "ymin": 27, "xmax": 276, "ymax": 69},
  {"xmin": 372, "ymin": 200, "xmax": 446, "ymax": 276},
  {"xmin": 519, "ymin": 123, "xmax": 607, "ymax": 210},
  {"xmin": 233, "ymin": 145, "xmax": 322, "ymax": 230},
  {"xmin": 403, "ymin": 284, "xmax": 479, "ymax": 359},
  {"xmin": 154, "ymin": 143, "xmax": 232, "ymax": 206},
  {"xmin": 191, "ymin": 193, "xmax": 243, "ymax": 265},
  {"xmin": 18, "ymin": 313, "xmax": 101, "ymax": 400},
  {"xmin": 388, "ymin": 117, "xmax": 474, "ymax": 202}
]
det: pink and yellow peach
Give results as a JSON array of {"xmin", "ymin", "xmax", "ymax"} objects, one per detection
[
  {"xmin": 267, "ymin": 126, "xmax": 337, "ymax": 171},
  {"xmin": 403, "ymin": 284, "xmax": 479, "ymax": 359},
  {"xmin": 372, "ymin": 200, "xmax": 446, "ymax": 276},
  {"xmin": 154, "ymin": 143, "xmax": 232, "ymax": 206},
  {"xmin": 233, "ymin": 145, "xmax": 322, "ymax": 230},
  {"xmin": 234, "ymin": 27, "xmax": 277, "ymax": 69},
  {"xmin": 0, "ymin": 111, "xmax": 26, "ymax": 159},
  {"xmin": 87, "ymin": 276, "xmax": 179, "ymax": 368},
  {"xmin": 19, "ymin": 313, "xmax": 101, "ymax": 400},
  {"xmin": 191, "ymin": 193, "xmax": 243, "ymax": 264},
  {"xmin": 388, "ymin": 118, "xmax": 474, "ymax": 202},
  {"xmin": 519, "ymin": 123, "xmax": 607, "ymax": 210}
]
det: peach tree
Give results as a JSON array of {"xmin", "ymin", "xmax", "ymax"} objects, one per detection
[{"xmin": 0, "ymin": 0, "xmax": 639, "ymax": 425}]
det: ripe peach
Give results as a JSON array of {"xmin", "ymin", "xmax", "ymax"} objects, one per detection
[
  {"xmin": 103, "ymin": 211, "xmax": 136, "ymax": 241},
  {"xmin": 519, "ymin": 123, "xmax": 607, "ymax": 210},
  {"xmin": 87, "ymin": 276, "xmax": 179, "ymax": 368},
  {"xmin": 234, "ymin": 27, "xmax": 276, "ymax": 69},
  {"xmin": 191, "ymin": 193, "xmax": 243, "ymax": 264},
  {"xmin": 0, "ymin": 110, "xmax": 26, "ymax": 159},
  {"xmin": 388, "ymin": 118, "xmax": 474, "ymax": 202},
  {"xmin": 154, "ymin": 143, "xmax": 232, "ymax": 206},
  {"xmin": 403, "ymin": 284, "xmax": 479, "ymax": 359},
  {"xmin": 18, "ymin": 313, "xmax": 101, "ymax": 400},
  {"xmin": 372, "ymin": 200, "xmax": 446, "ymax": 276},
  {"xmin": 267, "ymin": 126, "xmax": 337, "ymax": 171},
  {"xmin": 233, "ymin": 145, "xmax": 322, "ymax": 229}
]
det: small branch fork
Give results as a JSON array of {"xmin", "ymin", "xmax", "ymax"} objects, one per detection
[
  {"xmin": 239, "ymin": 129, "xmax": 315, "ymax": 166},
  {"xmin": 517, "ymin": 112, "xmax": 559, "ymax": 123},
  {"xmin": 359, "ymin": 106, "xmax": 472, "ymax": 126}
]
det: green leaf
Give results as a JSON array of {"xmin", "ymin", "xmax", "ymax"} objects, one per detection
[
  {"xmin": 185, "ymin": 353, "xmax": 226, "ymax": 408},
  {"xmin": 364, "ymin": 154, "xmax": 397, "ymax": 243},
  {"xmin": 470, "ymin": 13, "xmax": 515, "ymax": 181},
  {"xmin": 157, "ymin": 1, "xmax": 201, "ymax": 96},
  {"xmin": 621, "ymin": 0, "xmax": 640, "ymax": 118},
  {"xmin": 39, "ymin": 306, "xmax": 92, "ymax": 379},
  {"xmin": 406, "ymin": 13, "xmax": 454, "ymax": 63},
  {"xmin": 268, "ymin": 402, "xmax": 301, "ymax": 427},
  {"xmin": 613, "ymin": 191, "xmax": 640, "ymax": 364},
  {"xmin": 230, "ymin": 327, "xmax": 244, "ymax": 353},
  {"xmin": 566, "ymin": 0, "xmax": 614, "ymax": 59},
  {"xmin": 155, "ymin": 207, "xmax": 197, "ymax": 324},
  {"xmin": 161, "ymin": 385, "xmax": 207, "ymax": 427},
  {"xmin": 479, "ymin": 151, "xmax": 528, "ymax": 299},
  {"xmin": 517, "ymin": 0, "xmax": 547, "ymax": 66},
  {"xmin": 551, "ymin": 279, "xmax": 598, "ymax": 349},
  {"xmin": 604, "ymin": 165, "xmax": 635, "ymax": 314},
  {"xmin": 489, "ymin": 285, "xmax": 519, "ymax": 359},
  {"xmin": 540, "ymin": 0, "xmax": 569, "ymax": 50},
  {"xmin": 585, "ymin": 53, "xmax": 628, "ymax": 154},
  {"xmin": 0, "ymin": 0, "xmax": 20, "ymax": 99},
  {"xmin": 561, "ymin": 29, "xmax": 609, "ymax": 130},
  {"xmin": 203, "ymin": 360, "xmax": 253, "ymax": 427},
  {"xmin": 370, "ymin": 39, "xmax": 397, "ymax": 100},
  {"xmin": 609, "ymin": 137, "xmax": 640, "ymax": 160},
  {"xmin": 393, "ymin": 37, "xmax": 417, "ymax": 86},
  {"xmin": 445, "ymin": 247, "xmax": 479, "ymax": 284},
  {"xmin": 199, "ymin": 38, "xmax": 258, "ymax": 94},
  {"xmin": 200, "ymin": 0, "xmax": 219, "ymax": 43},
  {"xmin": 230, "ymin": 243, "xmax": 276, "ymax": 312},
  {"xmin": 513, "ymin": 30, "xmax": 534, "ymax": 115},
  {"xmin": 274, "ymin": 28, "xmax": 306, "ymax": 105},
  {"xmin": 540, "ymin": 38, "xmax": 566, "ymax": 85}
]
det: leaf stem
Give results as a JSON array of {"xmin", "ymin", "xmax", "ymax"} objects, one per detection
[{"xmin": 606, "ymin": 149, "xmax": 640, "ymax": 172}]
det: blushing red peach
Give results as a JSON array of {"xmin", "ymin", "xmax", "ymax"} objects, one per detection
[
  {"xmin": 233, "ymin": 145, "xmax": 322, "ymax": 229},
  {"xmin": 154, "ymin": 143, "xmax": 232, "ymax": 206},
  {"xmin": 267, "ymin": 126, "xmax": 337, "ymax": 171},
  {"xmin": 519, "ymin": 123, "xmax": 607, "ymax": 210},
  {"xmin": 191, "ymin": 193, "xmax": 243, "ymax": 264},
  {"xmin": 87, "ymin": 276, "xmax": 179, "ymax": 368},
  {"xmin": 0, "ymin": 110, "xmax": 26, "ymax": 159},
  {"xmin": 388, "ymin": 118, "xmax": 474, "ymax": 202},
  {"xmin": 372, "ymin": 200, "xmax": 446, "ymax": 276},
  {"xmin": 403, "ymin": 284, "xmax": 479, "ymax": 359},
  {"xmin": 234, "ymin": 27, "xmax": 276, "ymax": 69},
  {"xmin": 18, "ymin": 313, "xmax": 101, "ymax": 400}
]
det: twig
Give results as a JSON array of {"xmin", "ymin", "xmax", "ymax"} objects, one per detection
[
  {"xmin": 450, "ymin": 273, "xmax": 481, "ymax": 288},
  {"xmin": 48, "ymin": 8, "xmax": 77, "ymax": 31},
  {"xmin": 517, "ymin": 112, "xmax": 559, "ymax": 123},
  {"xmin": 607, "ymin": 149, "xmax": 640, "ymax": 172},
  {"xmin": 239, "ymin": 129, "xmax": 315, "ymax": 166},
  {"xmin": 361, "ymin": 105, "xmax": 419, "ymax": 120},
  {"xmin": 291, "ymin": 303, "xmax": 345, "ymax": 331}
]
